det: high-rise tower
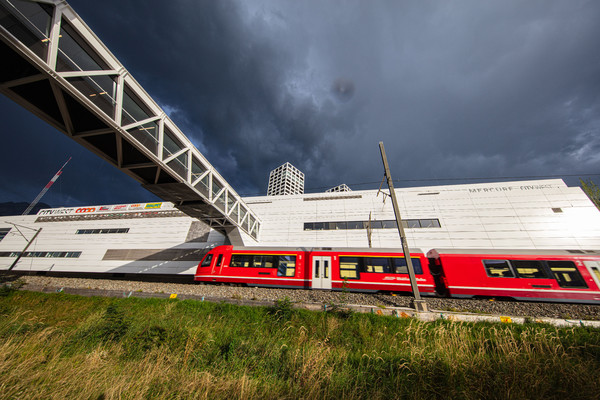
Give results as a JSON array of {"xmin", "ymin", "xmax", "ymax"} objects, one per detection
[{"xmin": 267, "ymin": 162, "xmax": 305, "ymax": 196}]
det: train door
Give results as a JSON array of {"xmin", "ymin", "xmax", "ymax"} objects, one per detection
[
  {"xmin": 312, "ymin": 256, "xmax": 332, "ymax": 289},
  {"xmin": 584, "ymin": 261, "xmax": 600, "ymax": 290}
]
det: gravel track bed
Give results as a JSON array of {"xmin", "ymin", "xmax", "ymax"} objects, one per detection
[{"xmin": 15, "ymin": 275, "xmax": 600, "ymax": 320}]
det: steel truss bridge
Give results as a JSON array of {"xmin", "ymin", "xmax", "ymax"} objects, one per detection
[{"xmin": 0, "ymin": 0, "xmax": 260, "ymax": 241}]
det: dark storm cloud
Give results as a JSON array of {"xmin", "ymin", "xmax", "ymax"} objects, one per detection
[{"xmin": 2, "ymin": 0, "xmax": 599, "ymax": 207}]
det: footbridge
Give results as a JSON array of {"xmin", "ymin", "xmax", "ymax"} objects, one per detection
[{"xmin": 0, "ymin": 0, "xmax": 260, "ymax": 241}]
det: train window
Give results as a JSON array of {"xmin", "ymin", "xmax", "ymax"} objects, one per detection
[
  {"xmin": 382, "ymin": 220, "xmax": 397, "ymax": 228},
  {"xmin": 512, "ymin": 260, "xmax": 548, "ymax": 279},
  {"xmin": 362, "ymin": 257, "xmax": 391, "ymax": 273},
  {"xmin": 277, "ymin": 255, "xmax": 296, "ymax": 277},
  {"xmin": 201, "ymin": 254, "xmax": 213, "ymax": 267},
  {"xmin": 339, "ymin": 257, "xmax": 360, "ymax": 279},
  {"xmin": 547, "ymin": 261, "xmax": 588, "ymax": 288},
  {"xmin": 216, "ymin": 254, "xmax": 223, "ymax": 267},
  {"xmin": 230, "ymin": 254, "xmax": 252, "ymax": 268},
  {"xmin": 392, "ymin": 258, "xmax": 423, "ymax": 274},
  {"xmin": 483, "ymin": 260, "xmax": 514, "ymax": 278},
  {"xmin": 253, "ymin": 255, "xmax": 275, "ymax": 268}
]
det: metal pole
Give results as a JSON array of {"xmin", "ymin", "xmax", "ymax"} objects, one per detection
[
  {"xmin": 378, "ymin": 142, "xmax": 428, "ymax": 312},
  {"xmin": 8, "ymin": 228, "xmax": 42, "ymax": 271}
]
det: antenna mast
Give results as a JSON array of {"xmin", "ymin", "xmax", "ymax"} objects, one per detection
[{"xmin": 22, "ymin": 157, "xmax": 71, "ymax": 215}]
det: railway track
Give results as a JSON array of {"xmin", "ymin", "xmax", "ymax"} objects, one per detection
[{"xmin": 3, "ymin": 273, "xmax": 599, "ymax": 321}]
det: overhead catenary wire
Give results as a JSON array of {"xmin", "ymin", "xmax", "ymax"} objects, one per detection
[{"xmin": 238, "ymin": 172, "xmax": 600, "ymax": 197}]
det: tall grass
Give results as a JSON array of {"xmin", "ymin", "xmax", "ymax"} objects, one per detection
[{"xmin": 0, "ymin": 290, "xmax": 599, "ymax": 399}]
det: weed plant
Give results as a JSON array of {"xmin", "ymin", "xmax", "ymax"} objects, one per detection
[{"xmin": 0, "ymin": 290, "xmax": 599, "ymax": 399}]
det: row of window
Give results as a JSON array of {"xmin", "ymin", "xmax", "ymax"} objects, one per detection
[
  {"xmin": 201, "ymin": 254, "xmax": 297, "ymax": 277},
  {"xmin": 483, "ymin": 259, "xmax": 587, "ymax": 288},
  {"xmin": 304, "ymin": 218, "xmax": 441, "ymax": 231},
  {"xmin": 76, "ymin": 228, "xmax": 129, "ymax": 234},
  {"xmin": 340, "ymin": 257, "xmax": 423, "ymax": 280},
  {"xmin": 0, "ymin": 251, "xmax": 82, "ymax": 258}
]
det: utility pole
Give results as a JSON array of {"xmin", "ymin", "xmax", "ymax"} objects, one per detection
[
  {"xmin": 5, "ymin": 222, "xmax": 43, "ymax": 271},
  {"xmin": 379, "ymin": 142, "xmax": 428, "ymax": 312}
]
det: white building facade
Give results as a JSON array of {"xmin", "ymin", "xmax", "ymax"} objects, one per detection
[
  {"xmin": 267, "ymin": 162, "xmax": 305, "ymax": 196},
  {"xmin": 0, "ymin": 179, "xmax": 599, "ymax": 275}
]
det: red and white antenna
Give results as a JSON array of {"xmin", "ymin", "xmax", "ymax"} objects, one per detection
[{"xmin": 22, "ymin": 157, "xmax": 72, "ymax": 215}]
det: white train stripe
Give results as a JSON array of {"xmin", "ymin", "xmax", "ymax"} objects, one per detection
[
  {"xmin": 194, "ymin": 275, "xmax": 435, "ymax": 287},
  {"xmin": 447, "ymin": 286, "xmax": 600, "ymax": 295}
]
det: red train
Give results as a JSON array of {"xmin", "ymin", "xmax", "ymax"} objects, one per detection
[{"xmin": 195, "ymin": 246, "xmax": 600, "ymax": 304}]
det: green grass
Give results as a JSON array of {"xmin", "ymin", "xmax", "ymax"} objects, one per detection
[{"xmin": 1, "ymin": 289, "xmax": 599, "ymax": 399}]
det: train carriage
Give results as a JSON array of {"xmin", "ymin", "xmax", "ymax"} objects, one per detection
[
  {"xmin": 427, "ymin": 249, "xmax": 600, "ymax": 304},
  {"xmin": 195, "ymin": 245, "xmax": 436, "ymax": 294}
]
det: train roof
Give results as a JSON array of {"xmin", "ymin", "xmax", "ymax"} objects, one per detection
[
  {"xmin": 229, "ymin": 246, "xmax": 424, "ymax": 254},
  {"xmin": 427, "ymin": 248, "xmax": 600, "ymax": 257}
]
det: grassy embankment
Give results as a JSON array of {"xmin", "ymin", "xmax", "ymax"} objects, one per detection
[{"xmin": 0, "ymin": 287, "xmax": 599, "ymax": 399}]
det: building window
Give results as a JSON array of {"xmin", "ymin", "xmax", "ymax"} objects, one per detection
[
  {"xmin": 0, "ymin": 228, "xmax": 10, "ymax": 242},
  {"xmin": 76, "ymin": 228, "xmax": 130, "ymax": 234},
  {"xmin": 0, "ymin": 251, "xmax": 81, "ymax": 258},
  {"xmin": 304, "ymin": 218, "xmax": 441, "ymax": 231}
]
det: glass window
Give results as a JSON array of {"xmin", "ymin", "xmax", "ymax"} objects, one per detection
[
  {"xmin": 419, "ymin": 219, "xmax": 441, "ymax": 228},
  {"xmin": 548, "ymin": 261, "xmax": 587, "ymax": 288},
  {"xmin": 334, "ymin": 221, "xmax": 347, "ymax": 230},
  {"xmin": 312, "ymin": 222, "xmax": 325, "ymax": 231},
  {"xmin": 1, "ymin": 1, "xmax": 54, "ymax": 60},
  {"xmin": 191, "ymin": 157, "xmax": 206, "ymax": 181},
  {"xmin": 277, "ymin": 255, "xmax": 296, "ymax": 277},
  {"xmin": 253, "ymin": 255, "xmax": 275, "ymax": 268},
  {"xmin": 369, "ymin": 221, "xmax": 383, "ymax": 229},
  {"xmin": 346, "ymin": 221, "xmax": 365, "ymax": 229},
  {"xmin": 382, "ymin": 220, "xmax": 397, "ymax": 229},
  {"xmin": 406, "ymin": 220, "xmax": 420, "ymax": 228},
  {"xmin": 200, "ymin": 254, "xmax": 213, "ymax": 268},
  {"xmin": 66, "ymin": 75, "xmax": 117, "ymax": 119},
  {"xmin": 483, "ymin": 260, "xmax": 515, "ymax": 278},
  {"xmin": 230, "ymin": 254, "xmax": 252, "ymax": 268},
  {"xmin": 392, "ymin": 258, "xmax": 423, "ymax": 274},
  {"xmin": 127, "ymin": 121, "xmax": 159, "ymax": 155},
  {"xmin": 121, "ymin": 86, "xmax": 154, "ymax": 125},
  {"xmin": 167, "ymin": 152, "xmax": 188, "ymax": 179},
  {"xmin": 339, "ymin": 257, "xmax": 360, "ymax": 280},
  {"xmin": 57, "ymin": 19, "xmax": 110, "ymax": 71},
  {"xmin": 163, "ymin": 128, "xmax": 183, "ymax": 159},
  {"xmin": 195, "ymin": 174, "xmax": 210, "ymax": 198},
  {"xmin": 513, "ymin": 260, "xmax": 548, "ymax": 279},
  {"xmin": 303, "ymin": 223, "xmax": 314, "ymax": 231},
  {"xmin": 216, "ymin": 254, "xmax": 223, "ymax": 267},
  {"xmin": 362, "ymin": 257, "xmax": 391, "ymax": 273}
]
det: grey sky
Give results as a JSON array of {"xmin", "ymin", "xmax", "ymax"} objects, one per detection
[{"xmin": 1, "ymin": 0, "xmax": 599, "ymax": 206}]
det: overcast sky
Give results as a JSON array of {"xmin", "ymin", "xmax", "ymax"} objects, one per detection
[{"xmin": 1, "ymin": 0, "xmax": 599, "ymax": 207}]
